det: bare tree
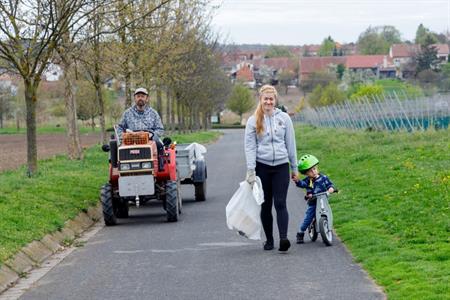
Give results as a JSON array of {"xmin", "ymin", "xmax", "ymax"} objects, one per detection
[{"xmin": 0, "ymin": 0, "xmax": 97, "ymax": 175}]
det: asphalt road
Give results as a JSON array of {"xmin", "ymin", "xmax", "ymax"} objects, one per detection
[{"xmin": 20, "ymin": 129, "xmax": 385, "ymax": 300}]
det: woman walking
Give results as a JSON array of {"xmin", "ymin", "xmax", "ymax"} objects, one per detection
[{"xmin": 244, "ymin": 84, "xmax": 298, "ymax": 252}]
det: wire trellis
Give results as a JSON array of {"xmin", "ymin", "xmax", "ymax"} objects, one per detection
[{"xmin": 292, "ymin": 92, "xmax": 450, "ymax": 131}]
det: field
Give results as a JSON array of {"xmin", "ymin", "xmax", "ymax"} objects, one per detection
[{"xmin": 295, "ymin": 125, "xmax": 450, "ymax": 299}]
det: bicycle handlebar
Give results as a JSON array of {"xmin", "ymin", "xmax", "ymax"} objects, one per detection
[{"xmin": 311, "ymin": 189, "xmax": 339, "ymax": 198}]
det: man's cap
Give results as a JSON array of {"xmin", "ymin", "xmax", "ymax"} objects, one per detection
[{"xmin": 134, "ymin": 87, "xmax": 148, "ymax": 95}]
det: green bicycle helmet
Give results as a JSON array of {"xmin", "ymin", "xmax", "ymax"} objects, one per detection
[{"xmin": 297, "ymin": 154, "xmax": 319, "ymax": 174}]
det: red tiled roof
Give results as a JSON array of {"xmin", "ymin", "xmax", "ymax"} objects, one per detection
[
  {"xmin": 299, "ymin": 57, "xmax": 346, "ymax": 75},
  {"xmin": 390, "ymin": 44, "xmax": 420, "ymax": 58},
  {"xmin": 345, "ymin": 55, "xmax": 392, "ymax": 68},
  {"xmin": 252, "ymin": 57, "xmax": 297, "ymax": 72},
  {"xmin": 300, "ymin": 55, "xmax": 394, "ymax": 77},
  {"xmin": 432, "ymin": 43, "xmax": 450, "ymax": 55},
  {"xmin": 236, "ymin": 64, "xmax": 254, "ymax": 82}
]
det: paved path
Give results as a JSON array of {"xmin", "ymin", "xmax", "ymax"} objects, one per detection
[{"xmin": 18, "ymin": 129, "xmax": 384, "ymax": 300}]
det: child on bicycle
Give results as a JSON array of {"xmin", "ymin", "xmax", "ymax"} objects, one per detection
[{"xmin": 293, "ymin": 154, "xmax": 335, "ymax": 244}]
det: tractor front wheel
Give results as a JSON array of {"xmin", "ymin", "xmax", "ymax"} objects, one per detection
[
  {"xmin": 115, "ymin": 197, "xmax": 129, "ymax": 218},
  {"xmin": 166, "ymin": 180, "xmax": 180, "ymax": 222},
  {"xmin": 101, "ymin": 183, "xmax": 117, "ymax": 226}
]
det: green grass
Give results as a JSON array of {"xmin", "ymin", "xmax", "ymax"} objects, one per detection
[
  {"xmin": 170, "ymin": 130, "xmax": 222, "ymax": 144},
  {"xmin": 294, "ymin": 125, "xmax": 449, "ymax": 300},
  {"xmin": 0, "ymin": 125, "xmax": 100, "ymax": 135},
  {"xmin": 375, "ymin": 79, "xmax": 423, "ymax": 98},
  {"xmin": 212, "ymin": 124, "xmax": 246, "ymax": 129},
  {"xmin": 0, "ymin": 130, "xmax": 221, "ymax": 266}
]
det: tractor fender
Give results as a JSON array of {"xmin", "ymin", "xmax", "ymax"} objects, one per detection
[
  {"xmin": 168, "ymin": 148, "xmax": 177, "ymax": 181},
  {"xmin": 192, "ymin": 159, "xmax": 207, "ymax": 183}
]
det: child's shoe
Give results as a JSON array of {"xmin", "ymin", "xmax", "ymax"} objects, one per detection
[{"xmin": 296, "ymin": 232, "xmax": 305, "ymax": 244}]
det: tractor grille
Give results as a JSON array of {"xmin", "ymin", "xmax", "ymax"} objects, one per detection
[{"xmin": 119, "ymin": 147, "xmax": 151, "ymax": 161}]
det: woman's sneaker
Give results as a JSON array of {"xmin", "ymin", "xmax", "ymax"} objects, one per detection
[
  {"xmin": 296, "ymin": 232, "xmax": 305, "ymax": 244},
  {"xmin": 279, "ymin": 239, "xmax": 291, "ymax": 252}
]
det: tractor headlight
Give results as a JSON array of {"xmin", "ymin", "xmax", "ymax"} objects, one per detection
[
  {"xmin": 141, "ymin": 162, "xmax": 152, "ymax": 169},
  {"xmin": 120, "ymin": 163, "xmax": 131, "ymax": 171}
]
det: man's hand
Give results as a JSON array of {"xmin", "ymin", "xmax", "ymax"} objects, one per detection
[
  {"xmin": 291, "ymin": 172, "xmax": 299, "ymax": 183},
  {"xmin": 246, "ymin": 169, "xmax": 256, "ymax": 186}
]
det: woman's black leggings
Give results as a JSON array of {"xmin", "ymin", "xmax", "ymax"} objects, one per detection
[{"xmin": 256, "ymin": 162, "xmax": 290, "ymax": 240}]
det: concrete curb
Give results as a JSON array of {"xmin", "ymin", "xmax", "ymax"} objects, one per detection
[
  {"xmin": 0, "ymin": 265, "xmax": 19, "ymax": 293},
  {"xmin": 0, "ymin": 203, "xmax": 103, "ymax": 295}
]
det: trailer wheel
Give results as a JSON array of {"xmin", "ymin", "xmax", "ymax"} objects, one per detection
[
  {"xmin": 195, "ymin": 181, "xmax": 207, "ymax": 201},
  {"xmin": 100, "ymin": 183, "xmax": 117, "ymax": 226},
  {"xmin": 166, "ymin": 180, "xmax": 179, "ymax": 222}
]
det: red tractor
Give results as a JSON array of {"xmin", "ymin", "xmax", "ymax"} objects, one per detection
[{"xmin": 100, "ymin": 128, "xmax": 207, "ymax": 225}]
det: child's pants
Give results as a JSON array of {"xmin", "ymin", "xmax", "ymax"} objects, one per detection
[{"xmin": 299, "ymin": 204, "xmax": 316, "ymax": 232}]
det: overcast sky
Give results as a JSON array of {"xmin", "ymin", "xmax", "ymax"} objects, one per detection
[{"xmin": 209, "ymin": 0, "xmax": 450, "ymax": 45}]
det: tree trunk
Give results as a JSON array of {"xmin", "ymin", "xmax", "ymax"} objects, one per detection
[
  {"xmin": 205, "ymin": 112, "xmax": 211, "ymax": 130},
  {"xmin": 170, "ymin": 94, "xmax": 176, "ymax": 134},
  {"xmin": 166, "ymin": 90, "xmax": 171, "ymax": 134},
  {"xmin": 156, "ymin": 88, "xmax": 162, "ymax": 123},
  {"xmin": 24, "ymin": 81, "xmax": 38, "ymax": 176},
  {"xmin": 124, "ymin": 70, "xmax": 132, "ymax": 108},
  {"xmin": 0, "ymin": 107, "xmax": 3, "ymax": 128},
  {"xmin": 63, "ymin": 61, "xmax": 83, "ymax": 160},
  {"xmin": 91, "ymin": 116, "xmax": 95, "ymax": 131},
  {"xmin": 15, "ymin": 109, "xmax": 20, "ymax": 131},
  {"xmin": 96, "ymin": 86, "xmax": 106, "ymax": 144},
  {"xmin": 177, "ymin": 99, "xmax": 182, "ymax": 134},
  {"xmin": 93, "ymin": 8, "xmax": 107, "ymax": 144},
  {"xmin": 193, "ymin": 105, "xmax": 200, "ymax": 131},
  {"xmin": 117, "ymin": 0, "xmax": 132, "ymax": 109}
]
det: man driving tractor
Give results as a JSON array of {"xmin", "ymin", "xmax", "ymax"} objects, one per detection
[
  {"xmin": 117, "ymin": 87, "xmax": 165, "ymax": 168},
  {"xmin": 117, "ymin": 87, "xmax": 164, "ymax": 141}
]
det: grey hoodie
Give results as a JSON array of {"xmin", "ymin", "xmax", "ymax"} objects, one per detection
[{"xmin": 244, "ymin": 108, "xmax": 298, "ymax": 173}]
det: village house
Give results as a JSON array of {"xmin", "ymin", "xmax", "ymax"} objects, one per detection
[
  {"xmin": 300, "ymin": 43, "xmax": 450, "ymax": 82},
  {"xmin": 233, "ymin": 62, "xmax": 256, "ymax": 88},
  {"xmin": 389, "ymin": 43, "xmax": 450, "ymax": 78},
  {"xmin": 299, "ymin": 55, "xmax": 395, "ymax": 83}
]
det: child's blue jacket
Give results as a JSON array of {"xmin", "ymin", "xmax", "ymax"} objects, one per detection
[{"xmin": 296, "ymin": 174, "xmax": 334, "ymax": 205}]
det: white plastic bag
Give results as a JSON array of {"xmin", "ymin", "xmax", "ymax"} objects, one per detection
[
  {"xmin": 185, "ymin": 142, "xmax": 207, "ymax": 161},
  {"xmin": 226, "ymin": 177, "xmax": 265, "ymax": 240}
]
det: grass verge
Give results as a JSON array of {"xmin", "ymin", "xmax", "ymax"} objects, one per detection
[
  {"xmin": 0, "ymin": 125, "xmax": 99, "ymax": 135},
  {"xmin": 294, "ymin": 125, "xmax": 449, "ymax": 300},
  {"xmin": 0, "ymin": 130, "xmax": 221, "ymax": 266}
]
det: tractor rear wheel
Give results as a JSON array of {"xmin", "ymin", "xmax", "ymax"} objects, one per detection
[
  {"xmin": 166, "ymin": 180, "xmax": 179, "ymax": 222},
  {"xmin": 101, "ymin": 183, "xmax": 117, "ymax": 226}
]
